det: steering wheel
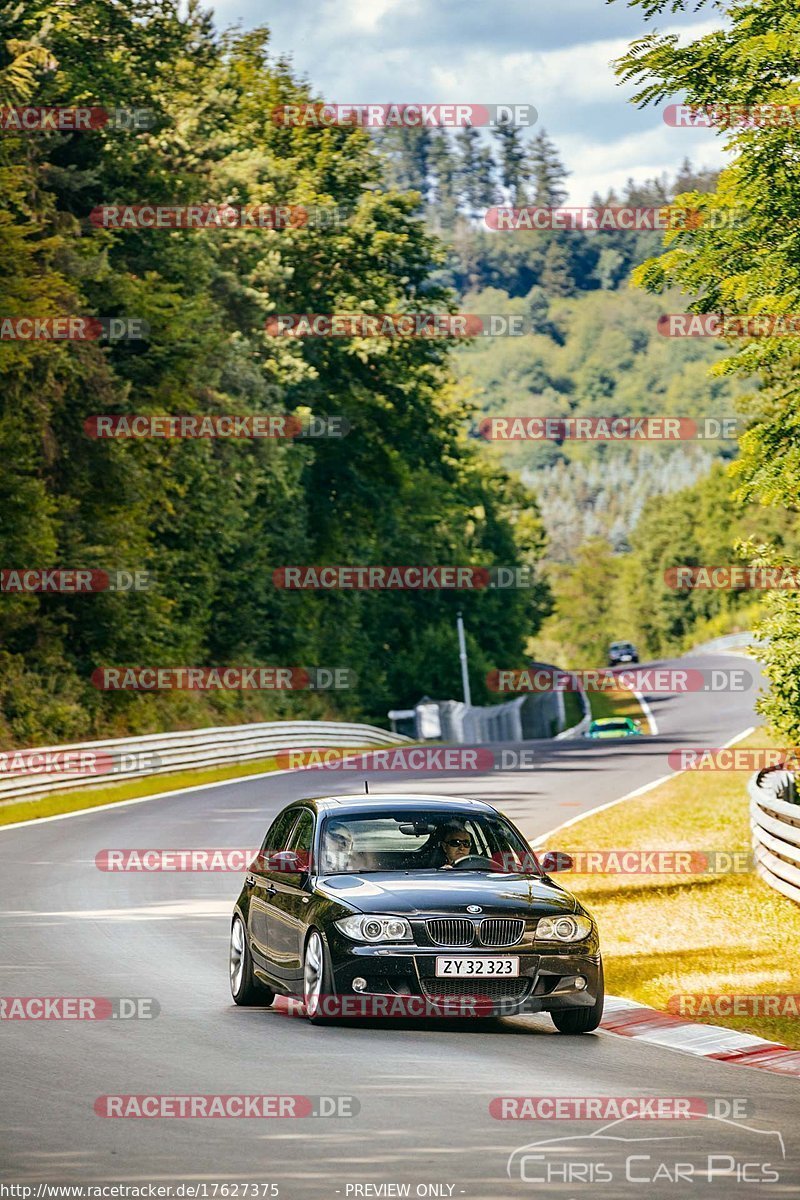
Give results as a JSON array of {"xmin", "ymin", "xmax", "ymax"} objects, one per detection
[{"xmin": 448, "ymin": 854, "xmax": 496, "ymax": 870}]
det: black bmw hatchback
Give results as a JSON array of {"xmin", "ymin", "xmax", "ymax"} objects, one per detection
[{"xmin": 229, "ymin": 793, "xmax": 603, "ymax": 1032}]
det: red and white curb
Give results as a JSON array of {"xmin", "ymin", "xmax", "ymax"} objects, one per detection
[{"xmin": 602, "ymin": 995, "xmax": 800, "ymax": 1079}]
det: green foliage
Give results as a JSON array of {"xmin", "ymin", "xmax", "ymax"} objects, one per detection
[
  {"xmin": 535, "ymin": 464, "xmax": 800, "ymax": 666},
  {"xmin": 453, "ymin": 286, "xmax": 747, "ymax": 560},
  {"xmin": 613, "ymin": 0, "xmax": 800, "ymax": 737},
  {"xmin": 0, "ymin": 2, "xmax": 549, "ymax": 744}
]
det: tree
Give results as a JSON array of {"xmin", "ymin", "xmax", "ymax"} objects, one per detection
[
  {"xmin": 0, "ymin": 2, "xmax": 550, "ymax": 740},
  {"xmin": 428, "ymin": 129, "xmax": 459, "ymax": 228},
  {"xmin": 540, "ymin": 239, "xmax": 576, "ymax": 297},
  {"xmin": 526, "ymin": 129, "xmax": 569, "ymax": 206},
  {"xmin": 612, "ymin": 0, "xmax": 800, "ymax": 738},
  {"xmin": 492, "ymin": 120, "xmax": 527, "ymax": 204},
  {"xmin": 455, "ymin": 126, "xmax": 496, "ymax": 218}
]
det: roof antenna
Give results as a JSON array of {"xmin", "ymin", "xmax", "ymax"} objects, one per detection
[{"xmin": 364, "ymin": 780, "xmax": 369, "ymax": 794}]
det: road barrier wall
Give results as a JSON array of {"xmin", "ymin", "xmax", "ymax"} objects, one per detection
[{"xmin": 750, "ymin": 773, "xmax": 800, "ymax": 904}]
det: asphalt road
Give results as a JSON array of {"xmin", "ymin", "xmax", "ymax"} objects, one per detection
[{"xmin": 2, "ymin": 652, "xmax": 797, "ymax": 1199}]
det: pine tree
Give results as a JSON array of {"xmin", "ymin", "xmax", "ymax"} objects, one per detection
[
  {"xmin": 455, "ymin": 126, "xmax": 496, "ymax": 219},
  {"xmin": 428, "ymin": 129, "xmax": 459, "ymax": 228},
  {"xmin": 540, "ymin": 239, "xmax": 576, "ymax": 297},
  {"xmin": 492, "ymin": 120, "xmax": 527, "ymax": 203},
  {"xmin": 526, "ymin": 130, "xmax": 569, "ymax": 206}
]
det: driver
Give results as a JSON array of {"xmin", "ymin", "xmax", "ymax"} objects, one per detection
[{"xmin": 438, "ymin": 822, "xmax": 473, "ymax": 868}]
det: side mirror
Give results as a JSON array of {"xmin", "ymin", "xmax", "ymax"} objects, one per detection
[
  {"xmin": 539, "ymin": 850, "xmax": 573, "ymax": 873},
  {"xmin": 266, "ymin": 849, "xmax": 305, "ymax": 873}
]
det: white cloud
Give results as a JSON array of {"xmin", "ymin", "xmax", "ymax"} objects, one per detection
[
  {"xmin": 559, "ymin": 128, "xmax": 729, "ymax": 204},
  {"xmin": 210, "ymin": 2, "xmax": 728, "ymax": 199}
]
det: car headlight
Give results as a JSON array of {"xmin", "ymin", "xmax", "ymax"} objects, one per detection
[
  {"xmin": 536, "ymin": 915, "xmax": 593, "ymax": 942},
  {"xmin": 335, "ymin": 915, "xmax": 413, "ymax": 943}
]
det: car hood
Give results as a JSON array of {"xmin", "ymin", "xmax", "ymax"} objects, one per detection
[{"xmin": 315, "ymin": 871, "xmax": 578, "ymax": 917}]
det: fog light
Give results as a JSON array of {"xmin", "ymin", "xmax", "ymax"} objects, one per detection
[
  {"xmin": 352, "ymin": 977, "xmax": 367, "ymax": 992},
  {"xmin": 575, "ymin": 976, "xmax": 587, "ymax": 991}
]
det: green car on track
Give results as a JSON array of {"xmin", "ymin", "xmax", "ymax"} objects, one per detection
[{"xmin": 584, "ymin": 716, "xmax": 642, "ymax": 739}]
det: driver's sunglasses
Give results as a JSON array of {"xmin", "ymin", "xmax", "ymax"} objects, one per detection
[{"xmin": 445, "ymin": 838, "xmax": 471, "ymax": 848}]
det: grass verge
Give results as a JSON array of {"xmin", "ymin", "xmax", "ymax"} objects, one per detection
[
  {"xmin": 541, "ymin": 727, "xmax": 800, "ymax": 1048},
  {"xmin": 588, "ymin": 687, "xmax": 651, "ymax": 732},
  {"xmin": 562, "ymin": 690, "xmax": 585, "ymax": 731},
  {"xmin": 0, "ymin": 745, "xmax": 384, "ymax": 828}
]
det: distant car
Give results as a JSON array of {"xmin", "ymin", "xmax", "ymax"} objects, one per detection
[
  {"xmin": 608, "ymin": 641, "xmax": 638, "ymax": 666},
  {"xmin": 229, "ymin": 793, "xmax": 603, "ymax": 1031},
  {"xmin": 584, "ymin": 717, "xmax": 642, "ymax": 740}
]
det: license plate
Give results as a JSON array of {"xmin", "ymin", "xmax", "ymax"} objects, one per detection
[{"xmin": 435, "ymin": 956, "xmax": 519, "ymax": 978}]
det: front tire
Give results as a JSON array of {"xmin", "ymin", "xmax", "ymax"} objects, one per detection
[
  {"xmin": 550, "ymin": 962, "xmax": 604, "ymax": 1034},
  {"xmin": 230, "ymin": 915, "xmax": 274, "ymax": 1007},
  {"xmin": 303, "ymin": 929, "xmax": 334, "ymax": 1024}
]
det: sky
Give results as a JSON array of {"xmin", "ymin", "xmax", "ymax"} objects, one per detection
[{"xmin": 209, "ymin": 0, "xmax": 728, "ymax": 203}]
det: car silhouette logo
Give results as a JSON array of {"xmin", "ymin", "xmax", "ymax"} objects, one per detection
[{"xmin": 467, "ymin": 905, "xmax": 482, "ymax": 913}]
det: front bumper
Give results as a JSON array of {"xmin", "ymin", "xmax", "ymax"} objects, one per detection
[{"xmin": 327, "ymin": 933, "xmax": 601, "ymax": 1017}]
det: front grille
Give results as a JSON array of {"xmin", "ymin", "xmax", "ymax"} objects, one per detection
[
  {"xmin": 426, "ymin": 918, "xmax": 474, "ymax": 947},
  {"xmin": 478, "ymin": 918, "xmax": 524, "ymax": 947},
  {"xmin": 420, "ymin": 978, "xmax": 530, "ymax": 1002}
]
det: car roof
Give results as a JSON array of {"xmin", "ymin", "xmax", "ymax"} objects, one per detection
[
  {"xmin": 592, "ymin": 716, "xmax": 632, "ymax": 725},
  {"xmin": 281, "ymin": 793, "xmax": 499, "ymax": 818}
]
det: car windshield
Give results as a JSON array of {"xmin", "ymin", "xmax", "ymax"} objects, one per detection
[
  {"xmin": 595, "ymin": 720, "xmax": 631, "ymax": 731},
  {"xmin": 318, "ymin": 808, "xmax": 541, "ymax": 876}
]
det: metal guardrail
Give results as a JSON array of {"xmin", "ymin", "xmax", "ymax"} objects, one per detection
[
  {"xmin": 689, "ymin": 631, "xmax": 763, "ymax": 655},
  {"xmin": 749, "ymin": 774, "xmax": 800, "ymax": 905},
  {"xmin": 0, "ymin": 720, "xmax": 412, "ymax": 806},
  {"xmin": 554, "ymin": 682, "xmax": 591, "ymax": 740},
  {"xmin": 391, "ymin": 665, "xmax": 582, "ymax": 744}
]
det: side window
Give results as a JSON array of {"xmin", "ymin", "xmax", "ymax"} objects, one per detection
[
  {"xmin": 261, "ymin": 809, "xmax": 300, "ymax": 856},
  {"xmin": 466, "ymin": 820, "xmax": 490, "ymax": 858},
  {"xmin": 286, "ymin": 809, "xmax": 314, "ymax": 871}
]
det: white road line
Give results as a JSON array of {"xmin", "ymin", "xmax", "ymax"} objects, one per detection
[
  {"xmin": 633, "ymin": 689, "xmax": 658, "ymax": 734},
  {"xmin": 0, "ymin": 766, "xmax": 301, "ymax": 834},
  {"xmin": 531, "ymin": 724, "xmax": 756, "ymax": 848},
  {"xmin": 0, "ymin": 722, "xmax": 760, "ymax": 838}
]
